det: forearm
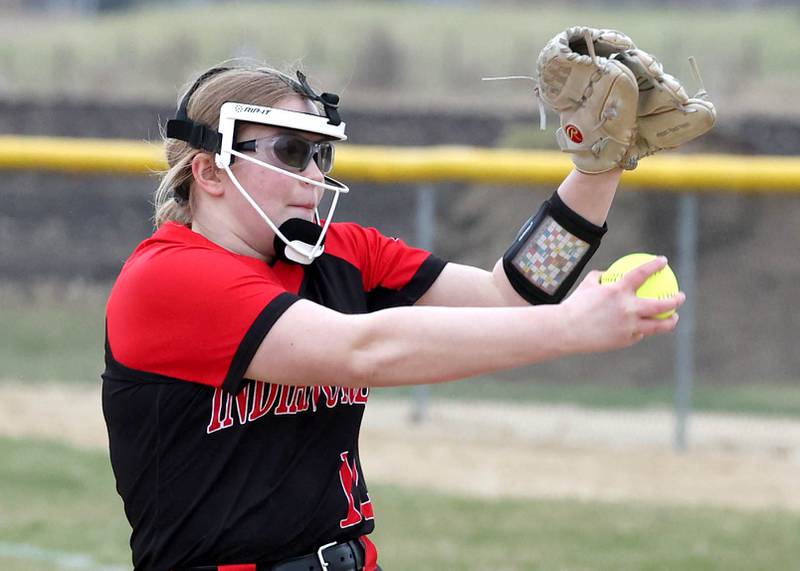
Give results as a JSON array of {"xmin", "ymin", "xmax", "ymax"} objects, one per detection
[
  {"xmin": 348, "ymin": 303, "xmax": 570, "ymax": 387},
  {"xmin": 420, "ymin": 169, "xmax": 622, "ymax": 308},
  {"xmin": 556, "ymin": 167, "xmax": 623, "ymax": 226},
  {"xmin": 487, "ymin": 167, "xmax": 623, "ymax": 305},
  {"xmin": 350, "ymin": 256, "xmax": 684, "ymax": 388},
  {"xmin": 490, "ymin": 258, "xmax": 528, "ymax": 305}
]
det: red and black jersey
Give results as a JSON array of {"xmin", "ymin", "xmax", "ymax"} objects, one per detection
[{"xmin": 102, "ymin": 221, "xmax": 447, "ymax": 571}]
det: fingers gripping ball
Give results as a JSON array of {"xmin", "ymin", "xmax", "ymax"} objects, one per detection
[{"xmin": 600, "ymin": 253, "xmax": 680, "ymax": 319}]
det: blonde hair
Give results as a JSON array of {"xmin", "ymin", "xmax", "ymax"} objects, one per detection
[{"xmin": 154, "ymin": 65, "xmax": 308, "ymax": 228}]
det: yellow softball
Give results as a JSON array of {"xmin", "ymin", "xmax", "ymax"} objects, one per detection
[{"xmin": 599, "ymin": 253, "xmax": 680, "ymax": 319}]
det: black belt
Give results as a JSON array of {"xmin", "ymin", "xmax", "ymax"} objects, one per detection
[{"xmin": 178, "ymin": 538, "xmax": 366, "ymax": 571}]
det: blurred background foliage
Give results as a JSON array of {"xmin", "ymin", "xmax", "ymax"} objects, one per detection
[{"xmin": 0, "ymin": 0, "xmax": 798, "ymax": 119}]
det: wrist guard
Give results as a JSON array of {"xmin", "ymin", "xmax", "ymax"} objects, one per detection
[{"xmin": 503, "ymin": 192, "xmax": 607, "ymax": 304}]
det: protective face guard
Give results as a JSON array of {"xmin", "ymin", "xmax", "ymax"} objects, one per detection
[
  {"xmin": 212, "ymin": 101, "xmax": 350, "ymax": 264},
  {"xmin": 164, "ymin": 69, "xmax": 350, "ymax": 264},
  {"xmin": 216, "ymin": 102, "xmax": 346, "ymax": 166}
]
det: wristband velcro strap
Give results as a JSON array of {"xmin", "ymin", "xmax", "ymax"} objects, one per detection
[{"xmin": 503, "ymin": 192, "xmax": 607, "ymax": 304}]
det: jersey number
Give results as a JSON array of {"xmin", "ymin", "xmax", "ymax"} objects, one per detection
[{"xmin": 338, "ymin": 451, "xmax": 374, "ymax": 528}]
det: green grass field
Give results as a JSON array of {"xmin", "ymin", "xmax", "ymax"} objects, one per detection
[
  {"xmin": 1, "ymin": 436, "xmax": 799, "ymax": 571},
  {"xmin": 1, "ymin": 1, "xmax": 798, "ymax": 111},
  {"xmin": 0, "ymin": 285, "xmax": 108, "ymax": 383},
  {"xmin": 372, "ymin": 376, "xmax": 800, "ymax": 418}
]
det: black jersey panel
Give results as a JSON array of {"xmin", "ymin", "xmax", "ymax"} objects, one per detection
[
  {"xmin": 366, "ymin": 254, "xmax": 448, "ymax": 311},
  {"xmin": 298, "ymin": 253, "xmax": 370, "ymax": 313},
  {"xmin": 300, "ymin": 252, "xmax": 447, "ymax": 313}
]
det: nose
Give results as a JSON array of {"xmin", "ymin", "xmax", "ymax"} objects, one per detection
[{"xmin": 301, "ymin": 155, "xmax": 325, "ymax": 185}]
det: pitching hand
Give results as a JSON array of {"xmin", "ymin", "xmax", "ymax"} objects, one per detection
[{"xmin": 561, "ymin": 256, "xmax": 685, "ymax": 353}]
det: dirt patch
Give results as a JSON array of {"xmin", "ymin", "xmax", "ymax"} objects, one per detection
[
  {"xmin": 0, "ymin": 382, "xmax": 106, "ymax": 449},
  {"xmin": 2, "ymin": 382, "xmax": 799, "ymax": 512},
  {"xmin": 360, "ymin": 401, "xmax": 800, "ymax": 512}
]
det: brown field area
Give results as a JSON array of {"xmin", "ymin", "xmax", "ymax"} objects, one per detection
[{"xmin": 2, "ymin": 381, "xmax": 799, "ymax": 512}]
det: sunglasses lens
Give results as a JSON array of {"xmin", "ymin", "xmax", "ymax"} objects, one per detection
[
  {"xmin": 273, "ymin": 136, "xmax": 312, "ymax": 170},
  {"xmin": 315, "ymin": 143, "xmax": 334, "ymax": 174}
]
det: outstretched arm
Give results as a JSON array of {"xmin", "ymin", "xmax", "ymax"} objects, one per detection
[{"xmin": 245, "ymin": 256, "xmax": 683, "ymax": 388}]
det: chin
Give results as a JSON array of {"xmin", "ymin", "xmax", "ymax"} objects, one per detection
[{"xmin": 288, "ymin": 209, "xmax": 316, "ymax": 223}]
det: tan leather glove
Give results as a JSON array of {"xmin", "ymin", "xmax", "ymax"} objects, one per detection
[{"xmin": 536, "ymin": 26, "xmax": 640, "ymax": 173}]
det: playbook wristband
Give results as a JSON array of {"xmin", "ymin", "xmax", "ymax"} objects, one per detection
[{"xmin": 503, "ymin": 191, "xmax": 607, "ymax": 304}]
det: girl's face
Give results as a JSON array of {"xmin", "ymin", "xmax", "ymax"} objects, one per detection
[{"xmin": 221, "ymin": 95, "xmax": 327, "ymax": 258}]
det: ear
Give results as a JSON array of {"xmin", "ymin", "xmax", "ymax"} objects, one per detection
[{"xmin": 190, "ymin": 153, "xmax": 225, "ymax": 197}]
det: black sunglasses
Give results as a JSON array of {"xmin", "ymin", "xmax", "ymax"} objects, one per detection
[{"xmin": 232, "ymin": 134, "xmax": 335, "ymax": 174}]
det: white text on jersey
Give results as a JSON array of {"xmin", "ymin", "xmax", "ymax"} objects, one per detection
[{"xmin": 207, "ymin": 382, "xmax": 370, "ymax": 434}]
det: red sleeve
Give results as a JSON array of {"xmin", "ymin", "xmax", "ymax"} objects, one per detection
[
  {"xmin": 106, "ymin": 241, "xmax": 299, "ymax": 393},
  {"xmin": 326, "ymin": 223, "xmax": 448, "ymax": 310}
]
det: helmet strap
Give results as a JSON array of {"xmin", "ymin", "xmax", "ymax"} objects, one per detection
[{"xmin": 273, "ymin": 218, "xmax": 326, "ymax": 264}]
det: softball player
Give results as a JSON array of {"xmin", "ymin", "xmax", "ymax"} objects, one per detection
[{"xmin": 102, "ymin": 62, "xmax": 685, "ymax": 571}]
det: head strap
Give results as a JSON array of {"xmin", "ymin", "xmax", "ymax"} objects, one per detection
[
  {"xmin": 165, "ymin": 66, "xmax": 229, "ymax": 155},
  {"xmin": 293, "ymin": 71, "xmax": 342, "ymax": 126}
]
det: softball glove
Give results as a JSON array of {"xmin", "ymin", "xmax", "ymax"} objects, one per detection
[
  {"xmin": 615, "ymin": 49, "xmax": 717, "ymax": 169},
  {"xmin": 536, "ymin": 26, "xmax": 640, "ymax": 173}
]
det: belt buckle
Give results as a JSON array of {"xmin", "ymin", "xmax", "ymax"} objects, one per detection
[{"xmin": 316, "ymin": 541, "xmax": 338, "ymax": 570}]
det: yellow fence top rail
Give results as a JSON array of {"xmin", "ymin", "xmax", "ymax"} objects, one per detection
[{"xmin": 1, "ymin": 135, "xmax": 799, "ymax": 193}]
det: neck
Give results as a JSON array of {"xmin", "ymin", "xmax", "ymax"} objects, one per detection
[{"xmin": 191, "ymin": 218, "xmax": 275, "ymax": 264}]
